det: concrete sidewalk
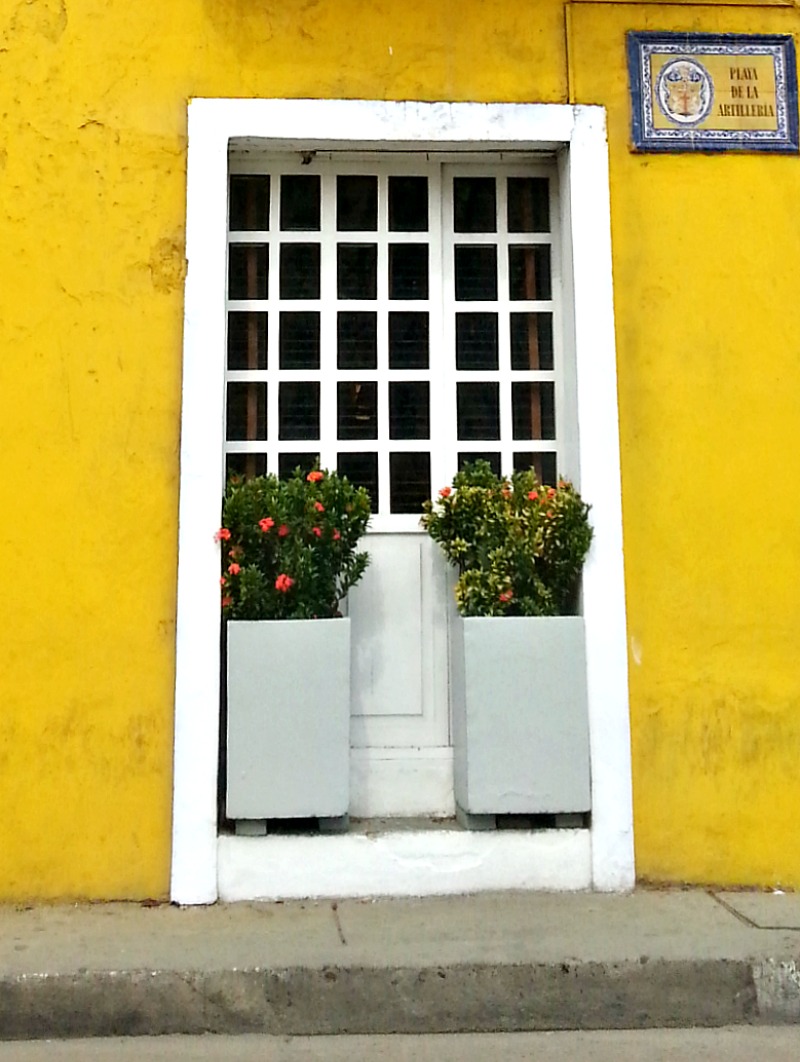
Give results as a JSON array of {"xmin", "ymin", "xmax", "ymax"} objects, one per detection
[{"xmin": 0, "ymin": 889, "xmax": 799, "ymax": 1040}]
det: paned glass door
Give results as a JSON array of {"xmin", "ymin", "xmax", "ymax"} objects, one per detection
[{"xmin": 225, "ymin": 154, "xmax": 565, "ymax": 814}]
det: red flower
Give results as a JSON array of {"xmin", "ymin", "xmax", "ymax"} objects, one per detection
[
  {"xmin": 558, "ymin": 479, "xmax": 566, "ymax": 489},
  {"xmin": 547, "ymin": 487, "xmax": 556, "ymax": 499},
  {"xmin": 307, "ymin": 470, "xmax": 324, "ymax": 482},
  {"xmin": 214, "ymin": 528, "xmax": 231, "ymax": 542},
  {"xmin": 219, "ymin": 577, "xmax": 227, "ymax": 586},
  {"xmin": 546, "ymin": 510, "xmax": 554, "ymax": 518},
  {"xmin": 528, "ymin": 491, "xmax": 538, "ymax": 501},
  {"xmin": 275, "ymin": 573, "xmax": 294, "ymax": 592},
  {"xmin": 221, "ymin": 596, "xmax": 233, "ymax": 608},
  {"xmin": 333, "ymin": 529, "xmax": 341, "ymax": 541},
  {"xmin": 228, "ymin": 545, "xmax": 243, "ymax": 559},
  {"xmin": 278, "ymin": 524, "xmax": 289, "ymax": 537},
  {"xmin": 439, "ymin": 486, "xmax": 452, "ymax": 498},
  {"xmin": 312, "ymin": 526, "xmax": 322, "ymax": 537},
  {"xmin": 259, "ymin": 517, "xmax": 275, "ymax": 532},
  {"xmin": 499, "ymin": 590, "xmax": 513, "ymax": 603},
  {"xmin": 314, "ymin": 501, "xmax": 325, "ymax": 512},
  {"xmin": 227, "ymin": 563, "xmax": 241, "ymax": 575}
]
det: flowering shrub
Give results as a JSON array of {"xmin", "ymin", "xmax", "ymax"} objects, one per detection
[
  {"xmin": 421, "ymin": 461, "xmax": 592, "ymax": 617},
  {"xmin": 218, "ymin": 468, "xmax": 371, "ymax": 620}
]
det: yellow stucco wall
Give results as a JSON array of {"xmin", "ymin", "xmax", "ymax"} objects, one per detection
[{"xmin": 0, "ymin": 0, "xmax": 798, "ymax": 898}]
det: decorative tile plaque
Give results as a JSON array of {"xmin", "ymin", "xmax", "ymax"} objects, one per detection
[{"xmin": 627, "ymin": 32, "xmax": 799, "ymax": 153}]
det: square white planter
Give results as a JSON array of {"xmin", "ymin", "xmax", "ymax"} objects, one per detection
[
  {"xmin": 226, "ymin": 618, "xmax": 351, "ymax": 823},
  {"xmin": 450, "ymin": 613, "xmax": 591, "ymax": 822}
]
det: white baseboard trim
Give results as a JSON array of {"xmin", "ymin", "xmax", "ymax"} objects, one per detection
[
  {"xmin": 217, "ymin": 828, "xmax": 592, "ymax": 901},
  {"xmin": 350, "ymin": 748, "xmax": 455, "ymax": 818}
]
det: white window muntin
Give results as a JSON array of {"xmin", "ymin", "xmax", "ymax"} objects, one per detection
[{"xmin": 226, "ymin": 154, "xmax": 564, "ymax": 531}]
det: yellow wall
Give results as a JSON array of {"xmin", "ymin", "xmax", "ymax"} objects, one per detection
[{"xmin": 0, "ymin": 0, "xmax": 798, "ymax": 898}]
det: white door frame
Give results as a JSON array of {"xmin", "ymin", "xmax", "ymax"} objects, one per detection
[{"xmin": 171, "ymin": 98, "xmax": 634, "ymax": 904}]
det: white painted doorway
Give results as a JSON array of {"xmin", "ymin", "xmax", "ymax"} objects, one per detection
[{"xmin": 171, "ymin": 99, "xmax": 633, "ymax": 903}]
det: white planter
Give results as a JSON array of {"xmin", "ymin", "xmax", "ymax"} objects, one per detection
[
  {"xmin": 225, "ymin": 618, "xmax": 351, "ymax": 824},
  {"xmin": 450, "ymin": 613, "xmax": 591, "ymax": 824}
]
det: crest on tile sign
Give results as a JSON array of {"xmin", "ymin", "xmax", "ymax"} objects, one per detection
[{"xmin": 627, "ymin": 31, "xmax": 799, "ymax": 153}]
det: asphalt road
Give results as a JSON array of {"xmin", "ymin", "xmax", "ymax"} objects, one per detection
[{"xmin": 0, "ymin": 1029, "xmax": 797, "ymax": 1060}]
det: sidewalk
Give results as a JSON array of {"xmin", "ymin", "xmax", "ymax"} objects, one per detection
[{"xmin": 0, "ymin": 889, "xmax": 799, "ymax": 1039}]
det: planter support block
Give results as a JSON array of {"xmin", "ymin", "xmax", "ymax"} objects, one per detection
[
  {"xmin": 455, "ymin": 806, "xmax": 497, "ymax": 832},
  {"xmin": 318, "ymin": 815, "xmax": 350, "ymax": 834}
]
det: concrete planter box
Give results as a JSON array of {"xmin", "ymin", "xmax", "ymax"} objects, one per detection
[
  {"xmin": 226, "ymin": 618, "xmax": 351, "ymax": 825},
  {"xmin": 450, "ymin": 614, "xmax": 591, "ymax": 825}
]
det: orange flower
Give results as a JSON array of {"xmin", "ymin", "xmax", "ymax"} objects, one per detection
[
  {"xmin": 221, "ymin": 595, "xmax": 233, "ymax": 608},
  {"xmin": 501, "ymin": 487, "xmax": 512, "ymax": 499},
  {"xmin": 547, "ymin": 487, "xmax": 556, "ymax": 499},
  {"xmin": 499, "ymin": 590, "xmax": 513, "ymax": 603},
  {"xmin": 314, "ymin": 501, "xmax": 325, "ymax": 512},
  {"xmin": 546, "ymin": 510, "xmax": 554, "ymax": 518},
  {"xmin": 333, "ymin": 529, "xmax": 341, "ymax": 541},
  {"xmin": 259, "ymin": 517, "xmax": 275, "ymax": 532},
  {"xmin": 439, "ymin": 486, "xmax": 451, "ymax": 498},
  {"xmin": 214, "ymin": 528, "xmax": 231, "ymax": 542},
  {"xmin": 528, "ymin": 491, "xmax": 538, "ymax": 501},
  {"xmin": 307, "ymin": 470, "xmax": 324, "ymax": 482},
  {"xmin": 312, "ymin": 526, "xmax": 322, "ymax": 537},
  {"xmin": 275, "ymin": 573, "xmax": 294, "ymax": 592},
  {"xmin": 278, "ymin": 524, "xmax": 289, "ymax": 537},
  {"xmin": 227, "ymin": 563, "xmax": 241, "ymax": 575}
]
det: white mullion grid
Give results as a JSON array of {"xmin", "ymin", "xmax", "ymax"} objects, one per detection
[
  {"xmin": 318, "ymin": 166, "xmax": 337, "ymax": 471},
  {"xmin": 265, "ymin": 170, "xmax": 281, "ymax": 474},
  {"xmin": 547, "ymin": 169, "xmax": 567, "ymax": 479},
  {"xmin": 496, "ymin": 173, "xmax": 514, "ymax": 478},
  {"xmin": 433, "ymin": 162, "xmax": 456, "ymax": 491},
  {"xmin": 375, "ymin": 170, "xmax": 390, "ymax": 518}
]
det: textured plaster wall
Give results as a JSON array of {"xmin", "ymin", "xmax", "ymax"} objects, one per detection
[
  {"xmin": 0, "ymin": 0, "xmax": 798, "ymax": 898},
  {"xmin": 0, "ymin": 0, "xmax": 566, "ymax": 901},
  {"xmin": 571, "ymin": 2, "xmax": 800, "ymax": 888}
]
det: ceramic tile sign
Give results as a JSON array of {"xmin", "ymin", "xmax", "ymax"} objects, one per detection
[{"xmin": 627, "ymin": 32, "xmax": 799, "ymax": 153}]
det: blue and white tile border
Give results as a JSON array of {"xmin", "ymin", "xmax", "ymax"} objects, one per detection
[{"xmin": 627, "ymin": 31, "xmax": 799, "ymax": 154}]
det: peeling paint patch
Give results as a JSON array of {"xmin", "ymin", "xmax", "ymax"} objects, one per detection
[{"xmin": 148, "ymin": 237, "xmax": 187, "ymax": 295}]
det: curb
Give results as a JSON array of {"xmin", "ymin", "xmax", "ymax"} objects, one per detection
[{"xmin": 1, "ymin": 959, "xmax": 799, "ymax": 1040}]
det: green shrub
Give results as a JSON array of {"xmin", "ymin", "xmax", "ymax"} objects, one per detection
[
  {"xmin": 218, "ymin": 468, "xmax": 371, "ymax": 620},
  {"xmin": 421, "ymin": 461, "xmax": 592, "ymax": 617}
]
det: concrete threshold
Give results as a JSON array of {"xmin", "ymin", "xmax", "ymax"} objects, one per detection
[{"xmin": 0, "ymin": 890, "xmax": 798, "ymax": 1039}]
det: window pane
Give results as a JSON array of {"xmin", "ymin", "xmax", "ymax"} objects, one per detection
[
  {"xmin": 389, "ymin": 176, "xmax": 428, "ymax": 232},
  {"xmin": 280, "ymin": 244, "xmax": 320, "ymax": 300},
  {"xmin": 338, "ymin": 312, "xmax": 377, "ymax": 369},
  {"xmin": 507, "ymin": 177, "xmax": 549, "ymax": 233},
  {"xmin": 228, "ymin": 244, "xmax": 268, "ymax": 300},
  {"xmin": 509, "ymin": 245, "xmax": 551, "ymax": 301},
  {"xmin": 280, "ymin": 311, "xmax": 320, "ymax": 370},
  {"xmin": 390, "ymin": 452, "xmax": 430, "ymax": 514},
  {"xmin": 229, "ymin": 175, "xmax": 270, "ymax": 231},
  {"xmin": 337, "ymin": 175, "xmax": 378, "ymax": 231},
  {"xmin": 279, "ymin": 452, "xmax": 320, "ymax": 480},
  {"xmin": 389, "ymin": 244, "xmax": 428, "ymax": 300},
  {"xmin": 226, "ymin": 452, "xmax": 267, "ymax": 481},
  {"xmin": 456, "ymin": 313, "xmax": 498, "ymax": 370},
  {"xmin": 459, "ymin": 452, "xmax": 501, "ymax": 475},
  {"xmin": 279, "ymin": 382, "xmax": 320, "ymax": 440},
  {"xmin": 338, "ymin": 244, "xmax": 377, "ymax": 300},
  {"xmin": 337, "ymin": 381, "xmax": 378, "ymax": 440},
  {"xmin": 227, "ymin": 312, "xmax": 267, "ymax": 370},
  {"xmin": 280, "ymin": 175, "xmax": 320, "ymax": 231},
  {"xmin": 454, "ymin": 246, "xmax": 497, "ymax": 301},
  {"xmin": 226, "ymin": 382, "xmax": 267, "ymax": 441},
  {"xmin": 389, "ymin": 382, "xmax": 430, "ymax": 439},
  {"xmin": 389, "ymin": 312, "xmax": 429, "ymax": 369},
  {"xmin": 457, "ymin": 382, "xmax": 500, "ymax": 440},
  {"xmin": 512, "ymin": 382, "xmax": 556, "ymax": 440},
  {"xmin": 453, "ymin": 177, "xmax": 497, "ymax": 233},
  {"xmin": 514, "ymin": 451, "xmax": 557, "ymax": 486},
  {"xmin": 510, "ymin": 313, "xmax": 553, "ymax": 370},
  {"xmin": 337, "ymin": 452, "xmax": 379, "ymax": 510}
]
